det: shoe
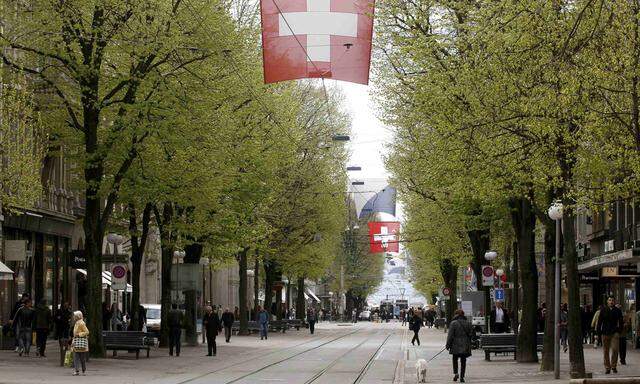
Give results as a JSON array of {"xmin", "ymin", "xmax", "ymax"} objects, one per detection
[
  {"xmin": 73, "ymin": 372, "xmax": 79, "ymax": 376},
  {"xmin": 411, "ymin": 342, "xmax": 415, "ymax": 346},
  {"xmin": 612, "ymin": 368, "xmax": 617, "ymax": 373},
  {"xmin": 261, "ymin": 337, "xmax": 264, "ymax": 340},
  {"xmin": 453, "ymin": 374, "xmax": 459, "ymax": 381},
  {"xmin": 621, "ymin": 361, "xmax": 626, "ymax": 365},
  {"xmin": 460, "ymin": 379, "xmax": 465, "ymax": 383},
  {"xmin": 606, "ymin": 369, "xmax": 611, "ymax": 374},
  {"xmin": 207, "ymin": 354, "xmax": 212, "ymax": 356},
  {"xmin": 18, "ymin": 350, "xmax": 22, "ymax": 357}
]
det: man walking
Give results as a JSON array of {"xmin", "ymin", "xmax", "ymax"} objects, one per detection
[
  {"xmin": 490, "ymin": 301, "xmax": 510, "ymax": 333},
  {"xmin": 221, "ymin": 307, "xmax": 235, "ymax": 343},
  {"xmin": 34, "ymin": 299, "xmax": 52, "ymax": 357},
  {"xmin": 14, "ymin": 298, "xmax": 35, "ymax": 356},
  {"xmin": 54, "ymin": 302, "xmax": 72, "ymax": 366},
  {"xmin": 307, "ymin": 306, "xmax": 317, "ymax": 335},
  {"xmin": 597, "ymin": 296, "xmax": 623, "ymax": 374},
  {"xmin": 258, "ymin": 306, "xmax": 269, "ymax": 340},
  {"xmin": 202, "ymin": 306, "xmax": 221, "ymax": 356},
  {"xmin": 168, "ymin": 304, "xmax": 184, "ymax": 356}
]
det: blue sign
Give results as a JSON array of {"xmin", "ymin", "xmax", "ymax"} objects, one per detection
[{"xmin": 494, "ymin": 288, "xmax": 505, "ymax": 301}]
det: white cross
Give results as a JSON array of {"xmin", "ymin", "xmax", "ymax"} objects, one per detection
[
  {"xmin": 374, "ymin": 226, "xmax": 396, "ymax": 249},
  {"xmin": 279, "ymin": 0, "xmax": 358, "ymax": 62}
]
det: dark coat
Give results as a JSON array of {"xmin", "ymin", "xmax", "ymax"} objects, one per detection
[
  {"xmin": 203, "ymin": 312, "xmax": 222, "ymax": 334},
  {"xmin": 34, "ymin": 303, "xmax": 52, "ymax": 330},
  {"xmin": 168, "ymin": 309, "xmax": 184, "ymax": 329},
  {"xmin": 597, "ymin": 306, "xmax": 623, "ymax": 336},
  {"xmin": 15, "ymin": 306, "xmax": 35, "ymax": 329},
  {"xmin": 446, "ymin": 315, "xmax": 473, "ymax": 357},
  {"xmin": 410, "ymin": 314, "xmax": 422, "ymax": 331},
  {"xmin": 221, "ymin": 312, "xmax": 235, "ymax": 327},
  {"xmin": 54, "ymin": 308, "xmax": 72, "ymax": 339},
  {"xmin": 489, "ymin": 307, "xmax": 510, "ymax": 330}
]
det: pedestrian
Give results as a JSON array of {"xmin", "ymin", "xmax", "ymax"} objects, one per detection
[
  {"xmin": 490, "ymin": 301, "xmax": 510, "ymax": 333},
  {"xmin": 596, "ymin": 296, "xmax": 623, "ymax": 374},
  {"xmin": 582, "ymin": 305, "xmax": 594, "ymax": 344},
  {"xmin": 101, "ymin": 303, "xmax": 111, "ymax": 331},
  {"xmin": 34, "ymin": 298, "xmax": 52, "ymax": 357},
  {"xmin": 9, "ymin": 293, "xmax": 29, "ymax": 352},
  {"xmin": 234, "ymin": 306, "xmax": 240, "ymax": 320},
  {"xmin": 537, "ymin": 303, "xmax": 546, "ymax": 332},
  {"xmin": 619, "ymin": 309, "xmax": 632, "ymax": 365},
  {"xmin": 168, "ymin": 303, "xmax": 184, "ymax": 356},
  {"xmin": 221, "ymin": 307, "xmax": 234, "ymax": 343},
  {"xmin": 258, "ymin": 306, "xmax": 269, "ymax": 340},
  {"xmin": 54, "ymin": 302, "xmax": 72, "ymax": 366},
  {"xmin": 110, "ymin": 303, "xmax": 123, "ymax": 331},
  {"xmin": 202, "ymin": 306, "xmax": 221, "ymax": 356},
  {"xmin": 592, "ymin": 304, "xmax": 604, "ymax": 348},
  {"xmin": 14, "ymin": 298, "xmax": 35, "ymax": 356},
  {"xmin": 446, "ymin": 309, "xmax": 472, "ymax": 383},
  {"xmin": 559, "ymin": 303, "xmax": 568, "ymax": 352},
  {"xmin": 410, "ymin": 311, "xmax": 422, "ymax": 346},
  {"xmin": 307, "ymin": 306, "xmax": 317, "ymax": 334},
  {"xmin": 425, "ymin": 307, "xmax": 435, "ymax": 328},
  {"xmin": 635, "ymin": 304, "xmax": 640, "ymax": 349},
  {"xmin": 71, "ymin": 310, "xmax": 89, "ymax": 376}
]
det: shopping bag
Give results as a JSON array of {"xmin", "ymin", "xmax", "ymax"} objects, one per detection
[
  {"xmin": 72, "ymin": 336, "xmax": 88, "ymax": 351},
  {"xmin": 64, "ymin": 351, "xmax": 73, "ymax": 367}
]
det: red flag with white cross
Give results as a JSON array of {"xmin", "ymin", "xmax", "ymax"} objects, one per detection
[
  {"xmin": 260, "ymin": 0, "xmax": 375, "ymax": 84},
  {"xmin": 368, "ymin": 221, "xmax": 400, "ymax": 253}
]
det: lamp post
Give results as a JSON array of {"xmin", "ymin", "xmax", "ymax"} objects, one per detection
[
  {"xmin": 484, "ymin": 250, "xmax": 497, "ymax": 333},
  {"xmin": 495, "ymin": 268, "xmax": 504, "ymax": 289},
  {"xmin": 548, "ymin": 201, "xmax": 563, "ymax": 380}
]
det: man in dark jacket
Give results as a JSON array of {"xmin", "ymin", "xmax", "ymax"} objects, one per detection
[
  {"xmin": 168, "ymin": 304, "xmax": 184, "ymax": 357},
  {"xmin": 307, "ymin": 307, "xmax": 318, "ymax": 335},
  {"xmin": 447, "ymin": 309, "xmax": 473, "ymax": 383},
  {"xmin": 54, "ymin": 302, "xmax": 72, "ymax": 366},
  {"xmin": 490, "ymin": 301, "xmax": 510, "ymax": 333},
  {"xmin": 34, "ymin": 299, "xmax": 52, "ymax": 357},
  {"xmin": 203, "ymin": 306, "xmax": 222, "ymax": 356},
  {"xmin": 597, "ymin": 296, "xmax": 624, "ymax": 374},
  {"xmin": 14, "ymin": 298, "xmax": 35, "ymax": 356},
  {"xmin": 221, "ymin": 307, "xmax": 235, "ymax": 343},
  {"xmin": 9, "ymin": 293, "xmax": 29, "ymax": 351}
]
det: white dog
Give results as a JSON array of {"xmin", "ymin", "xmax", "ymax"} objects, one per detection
[{"xmin": 415, "ymin": 358, "xmax": 428, "ymax": 383}]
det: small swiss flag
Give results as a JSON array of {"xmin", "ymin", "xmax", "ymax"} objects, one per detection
[{"xmin": 260, "ymin": 0, "xmax": 375, "ymax": 85}]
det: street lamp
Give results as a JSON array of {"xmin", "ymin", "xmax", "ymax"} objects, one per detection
[
  {"xmin": 484, "ymin": 250, "xmax": 497, "ymax": 261},
  {"xmin": 548, "ymin": 201, "xmax": 563, "ymax": 380},
  {"xmin": 495, "ymin": 268, "xmax": 504, "ymax": 289}
]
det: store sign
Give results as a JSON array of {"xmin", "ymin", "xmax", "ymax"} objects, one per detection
[
  {"xmin": 482, "ymin": 265, "xmax": 494, "ymax": 286},
  {"xmin": 618, "ymin": 264, "xmax": 639, "ymax": 276},
  {"xmin": 4, "ymin": 240, "xmax": 27, "ymax": 261},
  {"xmin": 69, "ymin": 250, "xmax": 87, "ymax": 269},
  {"xmin": 602, "ymin": 266, "xmax": 618, "ymax": 277},
  {"xmin": 580, "ymin": 271, "xmax": 600, "ymax": 282}
]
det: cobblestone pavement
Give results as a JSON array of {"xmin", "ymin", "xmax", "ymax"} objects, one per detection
[{"xmin": 0, "ymin": 321, "xmax": 637, "ymax": 384}]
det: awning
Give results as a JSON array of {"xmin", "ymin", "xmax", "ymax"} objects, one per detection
[
  {"xmin": 0, "ymin": 261, "xmax": 14, "ymax": 281},
  {"xmin": 76, "ymin": 269, "xmax": 132, "ymax": 292},
  {"xmin": 306, "ymin": 289, "xmax": 320, "ymax": 302}
]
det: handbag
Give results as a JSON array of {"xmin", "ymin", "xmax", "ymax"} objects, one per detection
[
  {"xmin": 64, "ymin": 350, "xmax": 73, "ymax": 367},
  {"xmin": 72, "ymin": 336, "xmax": 88, "ymax": 351}
]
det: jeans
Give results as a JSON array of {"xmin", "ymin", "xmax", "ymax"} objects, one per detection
[
  {"xmin": 560, "ymin": 328, "xmax": 568, "ymax": 348},
  {"xmin": 411, "ymin": 329, "xmax": 420, "ymax": 345},
  {"xmin": 36, "ymin": 328, "xmax": 48, "ymax": 356},
  {"xmin": 619, "ymin": 336, "xmax": 627, "ymax": 364},
  {"xmin": 18, "ymin": 327, "xmax": 32, "ymax": 354},
  {"xmin": 309, "ymin": 321, "xmax": 316, "ymax": 334},
  {"xmin": 260, "ymin": 323, "xmax": 268, "ymax": 339},
  {"xmin": 169, "ymin": 328, "xmax": 181, "ymax": 356},
  {"xmin": 73, "ymin": 351, "xmax": 87, "ymax": 373},
  {"xmin": 602, "ymin": 333, "xmax": 619, "ymax": 370},
  {"xmin": 224, "ymin": 326, "xmax": 231, "ymax": 342},
  {"xmin": 206, "ymin": 333, "xmax": 217, "ymax": 355},
  {"xmin": 452, "ymin": 355, "xmax": 467, "ymax": 378}
]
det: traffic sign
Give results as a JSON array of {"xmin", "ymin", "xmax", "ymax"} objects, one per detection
[
  {"xmin": 494, "ymin": 288, "xmax": 505, "ymax": 301},
  {"xmin": 111, "ymin": 264, "xmax": 127, "ymax": 291},
  {"xmin": 442, "ymin": 287, "xmax": 452, "ymax": 297},
  {"xmin": 482, "ymin": 265, "xmax": 494, "ymax": 286}
]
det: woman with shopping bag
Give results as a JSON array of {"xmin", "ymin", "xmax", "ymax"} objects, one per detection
[{"xmin": 71, "ymin": 311, "xmax": 89, "ymax": 376}]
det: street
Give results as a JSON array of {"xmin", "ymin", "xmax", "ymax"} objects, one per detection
[{"xmin": 1, "ymin": 321, "xmax": 638, "ymax": 384}]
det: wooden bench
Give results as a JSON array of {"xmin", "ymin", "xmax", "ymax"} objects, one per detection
[
  {"xmin": 231, "ymin": 321, "xmax": 260, "ymax": 334},
  {"xmin": 102, "ymin": 331, "xmax": 151, "ymax": 359},
  {"xmin": 283, "ymin": 319, "xmax": 303, "ymax": 330},
  {"xmin": 480, "ymin": 333, "xmax": 543, "ymax": 361}
]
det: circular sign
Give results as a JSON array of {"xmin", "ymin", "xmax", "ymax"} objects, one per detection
[
  {"xmin": 482, "ymin": 266, "xmax": 494, "ymax": 277},
  {"xmin": 112, "ymin": 265, "xmax": 127, "ymax": 279},
  {"xmin": 442, "ymin": 287, "xmax": 451, "ymax": 296}
]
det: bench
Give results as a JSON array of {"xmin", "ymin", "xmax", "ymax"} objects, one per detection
[
  {"xmin": 283, "ymin": 319, "xmax": 303, "ymax": 330},
  {"xmin": 231, "ymin": 321, "xmax": 260, "ymax": 334},
  {"xmin": 480, "ymin": 333, "xmax": 543, "ymax": 361},
  {"xmin": 102, "ymin": 331, "xmax": 151, "ymax": 359}
]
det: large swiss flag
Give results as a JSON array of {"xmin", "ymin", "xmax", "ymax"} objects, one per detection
[
  {"xmin": 368, "ymin": 221, "xmax": 400, "ymax": 253},
  {"xmin": 260, "ymin": 0, "xmax": 375, "ymax": 85}
]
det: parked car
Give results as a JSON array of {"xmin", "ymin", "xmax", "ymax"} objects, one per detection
[
  {"xmin": 359, "ymin": 310, "xmax": 371, "ymax": 321},
  {"xmin": 142, "ymin": 304, "xmax": 161, "ymax": 336}
]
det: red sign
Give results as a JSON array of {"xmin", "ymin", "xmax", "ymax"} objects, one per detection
[
  {"xmin": 368, "ymin": 221, "xmax": 400, "ymax": 253},
  {"xmin": 260, "ymin": 0, "xmax": 375, "ymax": 84}
]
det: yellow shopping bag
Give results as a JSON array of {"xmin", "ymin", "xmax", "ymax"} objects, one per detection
[{"xmin": 64, "ymin": 350, "xmax": 73, "ymax": 367}]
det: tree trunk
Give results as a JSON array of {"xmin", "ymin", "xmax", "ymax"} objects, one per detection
[
  {"xmin": 253, "ymin": 257, "xmax": 260, "ymax": 320},
  {"xmin": 238, "ymin": 247, "xmax": 249, "ymax": 335},
  {"xmin": 541, "ymin": 216, "xmax": 556, "ymax": 371},
  {"xmin": 509, "ymin": 196, "xmax": 538, "ymax": 363},
  {"xmin": 183, "ymin": 243, "xmax": 202, "ymax": 346},
  {"xmin": 439, "ymin": 258, "xmax": 458, "ymax": 326},
  {"xmin": 467, "ymin": 228, "xmax": 490, "ymax": 323},
  {"xmin": 157, "ymin": 202, "xmax": 174, "ymax": 348},
  {"xmin": 296, "ymin": 276, "xmax": 305, "ymax": 320},
  {"xmin": 128, "ymin": 203, "xmax": 152, "ymax": 332},
  {"xmin": 264, "ymin": 259, "xmax": 276, "ymax": 315},
  {"xmin": 563, "ymin": 203, "xmax": 586, "ymax": 378}
]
